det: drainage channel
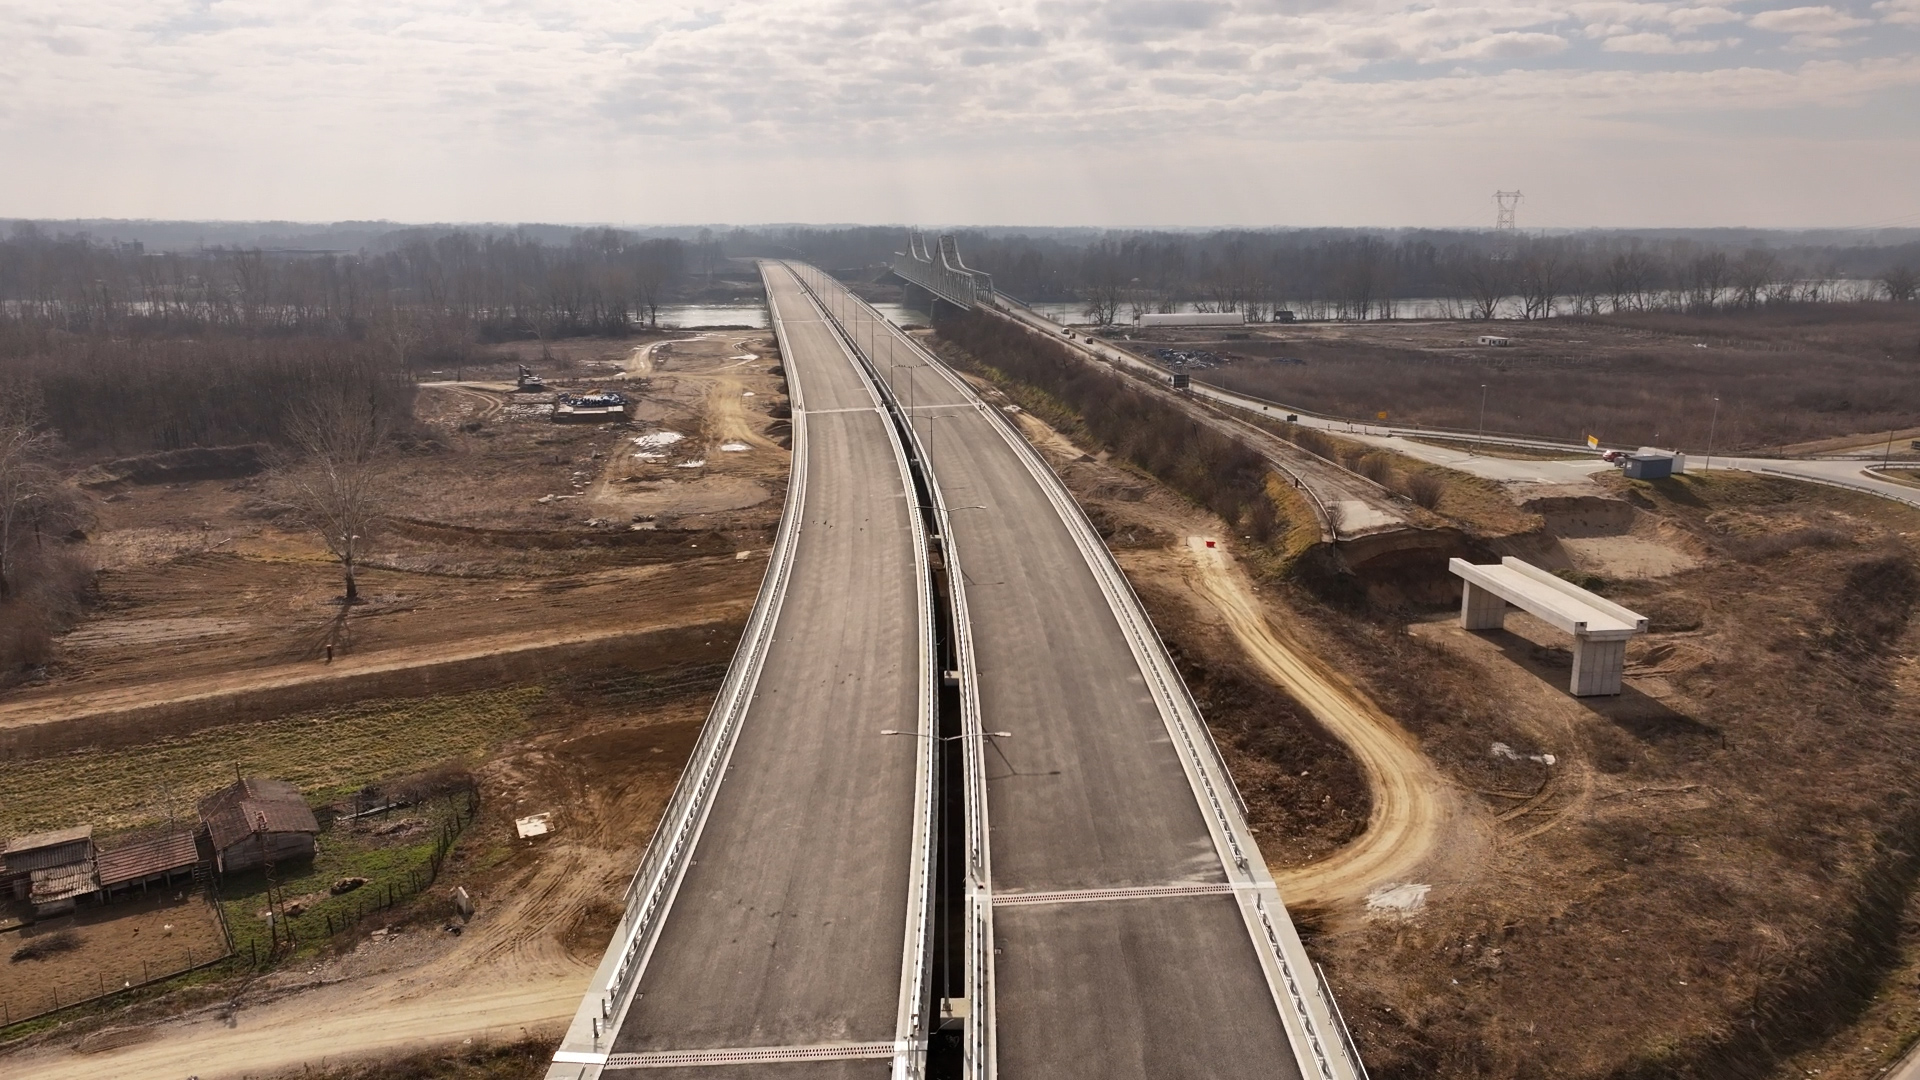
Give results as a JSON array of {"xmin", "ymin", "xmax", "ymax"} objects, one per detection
[{"xmin": 792, "ymin": 265, "xmax": 974, "ymax": 1079}]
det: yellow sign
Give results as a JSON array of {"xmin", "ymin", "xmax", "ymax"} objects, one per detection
[
  {"xmin": 1376, "ymin": 411, "xmax": 1388, "ymax": 420},
  {"xmin": 1586, "ymin": 434, "xmax": 1600, "ymax": 448}
]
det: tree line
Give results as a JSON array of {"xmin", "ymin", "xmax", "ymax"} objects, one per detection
[
  {"xmin": 935, "ymin": 310, "xmax": 1282, "ymax": 543},
  {"xmin": 0, "ymin": 223, "xmax": 690, "ymax": 342},
  {"xmin": 706, "ymin": 226, "xmax": 1920, "ymax": 323}
]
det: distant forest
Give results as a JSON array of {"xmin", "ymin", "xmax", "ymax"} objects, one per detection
[
  {"xmin": 726, "ymin": 225, "xmax": 1920, "ymax": 321},
  {"xmin": 3, "ymin": 221, "xmax": 1917, "ymax": 343}
]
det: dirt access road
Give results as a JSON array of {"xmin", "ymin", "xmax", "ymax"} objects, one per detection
[{"xmin": 1179, "ymin": 535, "xmax": 1462, "ymax": 908}]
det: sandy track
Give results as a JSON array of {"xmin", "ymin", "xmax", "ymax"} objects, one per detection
[
  {"xmin": 1179, "ymin": 536, "xmax": 1458, "ymax": 908},
  {"xmin": 420, "ymin": 383, "xmax": 506, "ymax": 421},
  {"xmin": 702, "ymin": 371, "xmax": 784, "ymax": 452},
  {"xmin": 6, "ymin": 973, "xmax": 582, "ymax": 1080}
]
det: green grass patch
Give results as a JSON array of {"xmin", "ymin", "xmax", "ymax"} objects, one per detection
[
  {"xmin": 218, "ymin": 798, "xmax": 471, "ymax": 966},
  {"xmin": 0, "ymin": 687, "xmax": 541, "ymax": 837}
]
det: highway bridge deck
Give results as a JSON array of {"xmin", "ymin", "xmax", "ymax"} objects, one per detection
[
  {"xmin": 574, "ymin": 264, "xmax": 932, "ymax": 1079},
  {"xmin": 802, "ymin": 274, "xmax": 1320, "ymax": 1080}
]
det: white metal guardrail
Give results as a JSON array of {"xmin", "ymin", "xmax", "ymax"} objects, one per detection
[
  {"xmin": 796, "ymin": 268, "xmax": 996, "ymax": 1080},
  {"xmin": 1760, "ymin": 465, "xmax": 1920, "ymax": 509},
  {"xmin": 860, "ymin": 280, "xmax": 1363, "ymax": 1080},
  {"xmin": 788, "ymin": 263, "xmax": 943, "ymax": 1080},
  {"xmin": 547, "ymin": 262, "xmax": 818, "ymax": 1078}
]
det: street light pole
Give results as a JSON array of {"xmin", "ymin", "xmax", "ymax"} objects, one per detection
[
  {"xmin": 1704, "ymin": 396, "xmax": 1720, "ymax": 472},
  {"xmin": 1475, "ymin": 383, "xmax": 1489, "ymax": 456}
]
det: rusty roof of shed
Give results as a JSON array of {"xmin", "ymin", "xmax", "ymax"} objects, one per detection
[{"xmin": 97, "ymin": 830, "xmax": 202, "ymax": 887}]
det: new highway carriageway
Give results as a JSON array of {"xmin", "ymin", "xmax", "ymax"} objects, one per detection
[
  {"xmin": 549, "ymin": 262, "xmax": 938, "ymax": 1078},
  {"xmin": 551, "ymin": 264, "xmax": 1361, "ymax": 1080}
]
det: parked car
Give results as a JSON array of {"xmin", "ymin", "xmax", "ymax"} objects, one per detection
[{"xmin": 1600, "ymin": 449, "xmax": 1627, "ymax": 464}]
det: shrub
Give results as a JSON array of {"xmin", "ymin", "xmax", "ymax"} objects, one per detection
[
  {"xmin": 1352, "ymin": 452, "xmax": 1394, "ymax": 485},
  {"xmin": 1402, "ymin": 470, "xmax": 1446, "ymax": 509},
  {"xmin": 939, "ymin": 313, "xmax": 1280, "ymax": 537}
]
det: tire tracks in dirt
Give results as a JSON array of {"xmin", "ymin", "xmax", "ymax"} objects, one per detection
[{"xmin": 1178, "ymin": 536, "xmax": 1464, "ymax": 909}]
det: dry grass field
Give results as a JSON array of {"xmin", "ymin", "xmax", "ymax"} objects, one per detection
[
  {"xmin": 0, "ymin": 688, "xmax": 540, "ymax": 838},
  {"xmin": 1171, "ymin": 303, "xmax": 1920, "ymax": 452}
]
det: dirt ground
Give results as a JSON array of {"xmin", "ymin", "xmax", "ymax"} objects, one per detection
[
  {"xmin": 5, "ymin": 330, "xmax": 785, "ymax": 717},
  {"xmin": 0, "ymin": 328, "xmax": 786, "ymax": 1073},
  {"xmin": 2, "ymin": 893, "xmax": 227, "ymax": 1025},
  {"xmin": 990, "ymin": 341, "xmax": 1920, "ymax": 1080},
  {"xmin": 1138, "ymin": 302, "xmax": 1920, "ymax": 452},
  {"xmin": 15, "ymin": 305, "xmax": 1920, "ymax": 1080},
  {"xmin": 1296, "ymin": 473, "xmax": 1920, "ymax": 1080}
]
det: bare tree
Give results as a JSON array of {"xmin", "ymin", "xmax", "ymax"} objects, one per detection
[
  {"xmin": 278, "ymin": 381, "xmax": 394, "ymax": 603},
  {"xmin": 1081, "ymin": 275, "xmax": 1122, "ymax": 325},
  {"xmin": 630, "ymin": 239, "xmax": 683, "ymax": 328},
  {"xmin": 1451, "ymin": 251, "xmax": 1511, "ymax": 321},
  {"xmin": 1884, "ymin": 265, "xmax": 1919, "ymax": 304},
  {"xmin": 1731, "ymin": 249, "xmax": 1780, "ymax": 309},
  {"xmin": 1683, "ymin": 252, "xmax": 1730, "ymax": 312},
  {"xmin": 0, "ymin": 386, "xmax": 57, "ymax": 601},
  {"xmin": 1517, "ymin": 240, "xmax": 1563, "ymax": 320}
]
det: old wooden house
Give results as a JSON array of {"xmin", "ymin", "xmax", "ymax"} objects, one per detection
[{"xmin": 197, "ymin": 778, "xmax": 319, "ymax": 874}]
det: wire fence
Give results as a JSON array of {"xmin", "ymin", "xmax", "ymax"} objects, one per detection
[
  {"xmin": 0, "ymin": 894, "xmax": 233, "ymax": 1030},
  {"xmin": 1, "ymin": 784, "xmax": 481, "ymax": 1033},
  {"xmin": 239, "ymin": 783, "xmax": 480, "ymax": 968}
]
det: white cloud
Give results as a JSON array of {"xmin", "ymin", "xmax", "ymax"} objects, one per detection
[
  {"xmin": 1874, "ymin": 0, "xmax": 1920, "ymax": 23},
  {"xmin": 1602, "ymin": 30, "xmax": 1732, "ymax": 49},
  {"xmin": 1440, "ymin": 31, "xmax": 1571, "ymax": 59},
  {"xmin": 0, "ymin": 0, "xmax": 1916, "ymax": 225},
  {"xmin": 1665, "ymin": 6, "xmax": 1743, "ymax": 29},
  {"xmin": 1782, "ymin": 31, "xmax": 1859, "ymax": 46},
  {"xmin": 1748, "ymin": 5, "xmax": 1872, "ymax": 32}
]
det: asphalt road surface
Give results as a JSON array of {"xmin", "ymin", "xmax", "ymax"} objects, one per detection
[
  {"xmin": 819, "ymin": 279, "xmax": 1311, "ymax": 1080},
  {"xmin": 599, "ymin": 264, "xmax": 928, "ymax": 1077}
]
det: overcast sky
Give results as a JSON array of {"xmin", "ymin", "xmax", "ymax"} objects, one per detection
[{"xmin": 2, "ymin": 0, "xmax": 1916, "ymax": 228}]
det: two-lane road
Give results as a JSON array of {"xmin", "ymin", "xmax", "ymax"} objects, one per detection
[{"xmin": 554, "ymin": 263, "xmax": 935, "ymax": 1079}]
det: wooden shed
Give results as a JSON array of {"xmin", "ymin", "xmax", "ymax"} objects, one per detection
[
  {"xmin": 198, "ymin": 778, "xmax": 319, "ymax": 874},
  {"xmin": 97, "ymin": 828, "xmax": 205, "ymax": 894},
  {"xmin": 2, "ymin": 825, "xmax": 96, "ymax": 903}
]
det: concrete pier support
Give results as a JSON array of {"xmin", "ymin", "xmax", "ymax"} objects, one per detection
[
  {"xmin": 1570, "ymin": 635, "xmax": 1628, "ymax": 697},
  {"xmin": 1460, "ymin": 581, "xmax": 1507, "ymax": 630},
  {"xmin": 1449, "ymin": 556, "xmax": 1647, "ymax": 700}
]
